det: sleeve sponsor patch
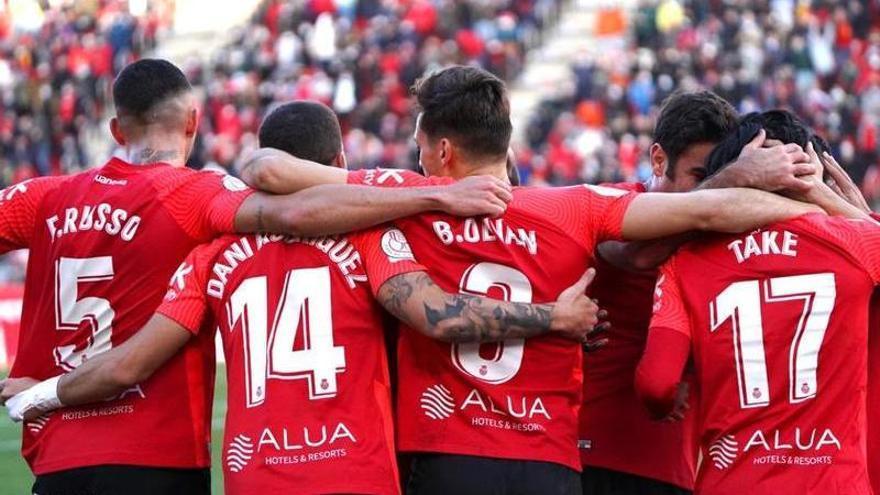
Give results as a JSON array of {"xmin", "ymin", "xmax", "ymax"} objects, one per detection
[{"xmin": 381, "ymin": 228, "xmax": 415, "ymax": 263}]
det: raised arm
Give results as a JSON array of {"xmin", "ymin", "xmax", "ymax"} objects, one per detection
[
  {"xmin": 376, "ymin": 268, "xmax": 602, "ymax": 343},
  {"xmin": 240, "ymin": 148, "xmax": 347, "ymax": 193},
  {"xmin": 1, "ymin": 314, "xmax": 192, "ymax": 421},
  {"xmin": 620, "ymin": 188, "xmax": 822, "ymax": 241},
  {"xmin": 234, "ymin": 176, "xmax": 512, "ymax": 236}
]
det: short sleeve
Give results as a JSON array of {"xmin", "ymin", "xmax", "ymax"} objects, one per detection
[
  {"xmin": 156, "ymin": 244, "xmax": 215, "ymax": 334},
  {"xmin": 827, "ymin": 216, "xmax": 880, "ymax": 284},
  {"xmin": 156, "ymin": 170, "xmax": 255, "ymax": 241},
  {"xmin": 649, "ymin": 256, "xmax": 692, "ymax": 339},
  {"xmin": 349, "ymin": 226, "xmax": 426, "ymax": 296},
  {"xmin": 549, "ymin": 185, "xmax": 637, "ymax": 249},
  {"xmin": 0, "ymin": 177, "xmax": 62, "ymax": 252},
  {"xmin": 346, "ymin": 168, "xmax": 452, "ymax": 188}
]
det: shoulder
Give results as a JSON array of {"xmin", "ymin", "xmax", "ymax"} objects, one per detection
[
  {"xmin": 349, "ymin": 167, "xmax": 439, "ymax": 187},
  {"xmin": 599, "ymin": 181, "xmax": 648, "ymax": 193}
]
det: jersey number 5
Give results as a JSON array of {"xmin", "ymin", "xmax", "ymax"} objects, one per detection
[
  {"xmin": 54, "ymin": 256, "xmax": 115, "ymax": 371},
  {"xmin": 229, "ymin": 266, "xmax": 346, "ymax": 408},
  {"xmin": 710, "ymin": 273, "xmax": 836, "ymax": 409}
]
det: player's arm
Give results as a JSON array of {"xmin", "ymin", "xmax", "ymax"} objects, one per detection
[
  {"xmin": 634, "ymin": 259, "xmax": 692, "ymax": 419},
  {"xmin": 620, "ymin": 188, "xmax": 822, "ymax": 241},
  {"xmin": 233, "ymin": 177, "xmax": 512, "ymax": 236},
  {"xmin": 0, "ymin": 315, "xmax": 192, "ymax": 421},
  {"xmin": 376, "ymin": 268, "xmax": 603, "ymax": 343},
  {"xmin": 597, "ymin": 235, "xmax": 693, "ymax": 273},
  {"xmin": 0, "ymin": 177, "xmax": 59, "ymax": 253},
  {"xmin": 239, "ymin": 148, "xmax": 348, "ymax": 193}
]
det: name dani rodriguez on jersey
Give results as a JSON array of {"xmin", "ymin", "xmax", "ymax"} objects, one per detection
[{"xmin": 205, "ymin": 235, "xmax": 368, "ymax": 299}]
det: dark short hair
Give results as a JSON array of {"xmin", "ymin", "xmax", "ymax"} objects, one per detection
[
  {"xmin": 654, "ymin": 90, "xmax": 738, "ymax": 178},
  {"xmin": 112, "ymin": 59, "xmax": 192, "ymax": 120},
  {"xmin": 412, "ymin": 66, "xmax": 512, "ymax": 160},
  {"xmin": 258, "ymin": 101, "xmax": 342, "ymax": 165},
  {"xmin": 705, "ymin": 109, "xmax": 831, "ymax": 177}
]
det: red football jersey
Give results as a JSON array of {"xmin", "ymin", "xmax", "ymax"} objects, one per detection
[
  {"xmin": 650, "ymin": 213, "xmax": 880, "ymax": 495},
  {"xmin": 579, "ymin": 181, "xmax": 696, "ymax": 489},
  {"xmin": 868, "ymin": 291, "xmax": 880, "ymax": 495},
  {"xmin": 157, "ymin": 227, "xmax": 424, "ymax": 495},
  {"xmin": 348, "ymin": 168, "xmax": 636, "ymax": 470},
  {"xmin": 0, "ymin": 158, "xmax": 253, "ymax": 474}
]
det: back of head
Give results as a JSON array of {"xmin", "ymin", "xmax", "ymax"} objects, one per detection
[
  {"xmin": 112, "ymin": 59, "xmax": 192, "ymax": 129},
  {"xmin": 412, "ymin": 65, "xmax": 512, "ymax": 162},
  {"xmin": 258, "ymin": 101, "xmax": 342, "ymax": 166},
  {"xmin": 705, "ymin": 110, "xmax": 830, "ymax": 178},
  {"xmin": 654, "ymin": 90, "xmax": 738, "ymax": 176}
]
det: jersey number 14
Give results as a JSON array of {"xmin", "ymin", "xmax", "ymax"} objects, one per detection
[{"xmin": 228, "ymin": 267, "xmax": 346, "ymax": 408}]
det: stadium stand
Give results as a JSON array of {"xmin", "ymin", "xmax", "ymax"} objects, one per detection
[
  {"xmin": 0, "ymin": 0, "xmax": 172, "ymax": 186},
  {"xmin": 519, "ymin": 0, "xmax": 880, "ymax": 202},
  {"xmin": 183, "ymin": 0, "xmax": 563, "ymax": 174}
]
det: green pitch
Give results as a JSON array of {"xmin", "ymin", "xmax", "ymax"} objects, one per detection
[{"xmin": 0, "ymin": 367, "xmax": 229, "ymax": 495}]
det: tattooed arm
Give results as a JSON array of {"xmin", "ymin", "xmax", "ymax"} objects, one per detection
[{"xmin": 376, "ymin": 269, "xmax": 601, "ymax": 343}]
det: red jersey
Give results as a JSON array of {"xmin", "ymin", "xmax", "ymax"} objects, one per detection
[
  {"xmin": 868, "ymin": 290, "xmax": 880, "ymax": 495},
  {"xmin": 579, "ymin": 181, "xmax": 696, "ymax": 489},
  {"xmin": 0, "ymin": 158, "xmax": 253, "ymax": 474},
  {"xmin": 348, "ymin": 168, "xmax": 636, "ymax": 470},
  {"xmin": 157, "ymin": 227, "xmax": 424, "ymax": 495},
  {"xmin": 650, "ymin": 213, "xmax": 880, "ymax": 495}
]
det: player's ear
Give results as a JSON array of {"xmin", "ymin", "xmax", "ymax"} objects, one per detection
[
  {"xmin": 650, "ymin": 143, "xmax": 668, "ymax": 177},
  {"xmin": 439, "ymin": 138, "xmax": 452, "ymax": 167},
  {"xmin": 184, "ymin": 108, "xmax": 198, "ymax": 137},
  {"xmin": 332, "ymin": 151, "xmax": 347, "ymax": 170},
  {"xmin": 109, "ymin": 117, "xmax": 126, "ymax": 146}
]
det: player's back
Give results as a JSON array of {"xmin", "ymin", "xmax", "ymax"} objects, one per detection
[
  {"xmin": 178, "ymin": 231, "xmax": 408, "ymax": 495},
  {"xmin": 8, "ymin": 158, "xmax": 251, "ymax": 474},
  {"xmin": 390, "ymin": 183, "xmax": 634, "ymax": 470},
  {"xmin": 662, "ymin": 213, "xmax": 879, "ymax": 495}
]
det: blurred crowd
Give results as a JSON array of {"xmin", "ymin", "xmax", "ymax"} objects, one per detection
[
  {"xmin": 0, "ymin": 0, "xmax": 172, "ymax": 187},
  {"xmin": 183, "ymin": 0, "xmax": 562, "ymax": 174},
  {"xmin": 520, "ymin": 0, "xmax": 880, "ymax": 203}
]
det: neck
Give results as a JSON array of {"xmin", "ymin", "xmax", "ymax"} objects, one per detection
[
  {"xmin": 457, "ymin": 160, "xmax": 510, "ymax": 183},
  {"xmin": 124, "ymin": 138, "xmax": 187, "ymax": 166}
]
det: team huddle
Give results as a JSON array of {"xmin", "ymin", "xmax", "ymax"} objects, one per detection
[{"xmin": 0, "ymin": 58, "xmax": 876, "ymax": 495}]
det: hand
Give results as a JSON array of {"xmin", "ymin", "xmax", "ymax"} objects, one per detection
[
  {"xmin": 550, "ymin": 268, "xmax": 609, "ymax": 348},
  {"xmin": 731, "ymin": 129, "xmax": 815, "ymax": 192},
  {"xmin": 663, "ymin": 382, "xmax": 690, "ymax": 422},
  {"xmin": 820, "ymin": 150, "xmax": 871, "ymax": 213},
  {"xmin": 0, "ymin": 377, "xmax": 39, "ymax": 406},
  {"xmin": 439, "ymin": 176, "xmax": 513, "ymax": 217}
]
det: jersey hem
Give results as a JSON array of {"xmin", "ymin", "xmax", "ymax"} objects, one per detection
[
  {"xmin": 580, "ymin": 459, "xmax": 694, "ymax": 490},
  {"xmin": 399, "ymin": 440, "xmax": 581, "ymax": 471},
  {"xmin": 29, "ymin": 452, "xmax": 209, "ymax": 476}
]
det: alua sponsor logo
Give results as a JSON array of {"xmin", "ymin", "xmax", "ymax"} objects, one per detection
[{"xmin": 419, "ymin": 384, "xmax": 551, "ymax": 420}]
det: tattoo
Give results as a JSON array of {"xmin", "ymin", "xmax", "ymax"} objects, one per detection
[
  {"xmin": 133, "ymin": 148, "xmax": 181, "ymax": 164},
  {"xmin": 378, "ymin": 272, "xmax": 552, "ymax": 343},
  {"xmin": 256, "ymin": 204, "xmax": 265, "ymax": 232}
]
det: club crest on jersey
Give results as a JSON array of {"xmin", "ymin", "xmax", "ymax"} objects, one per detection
[
  {"xmin": 381, "ymin": 228, "xmax": 415, "ymax": 262},
  {"xmin": 222, "ymin": 174, "xmax": 249, "ymax": 192}
]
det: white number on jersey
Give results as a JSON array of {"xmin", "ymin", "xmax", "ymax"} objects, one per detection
[
  {"xmin": 54, "ymin": 256, "xmax": 116, "ymax": 371},
  {"xmin": 229, "ymin": 266, "xmax": 346, "ymax": 408},
  {"xmin": 451, "ymin": 262, "xmax": 532, "ymax": 384},
  {"xmin": 710, "ymin": 273, "xmax": 836, "ymax": 409}
]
